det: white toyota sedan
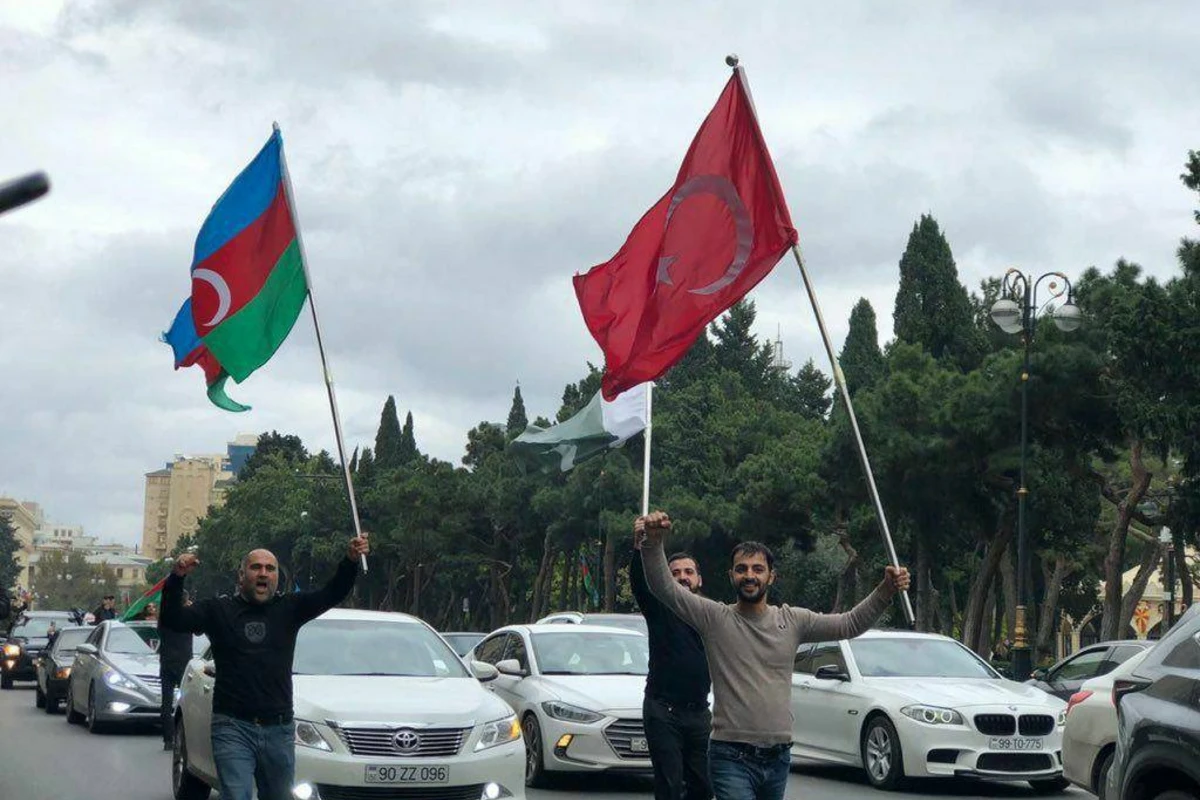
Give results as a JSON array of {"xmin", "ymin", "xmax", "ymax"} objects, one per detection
[
  {"xmin": 172, "ymin": 609, "xmax": 525, "ymax": 800},
  {"xmin": 466, "ymin": 624, "xmax": 651, "ymax": 787},
  {"xmin": 791, "ymin": 631, "xmax": 1069, "ymax": 793}
]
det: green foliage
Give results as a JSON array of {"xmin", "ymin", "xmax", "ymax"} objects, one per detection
[
  {"xmin": 29, "ymin": 550, "xmax": 118, "ymax": 611},
  {"xmin": 840, "ymin": 299, "xmax": 886, "ymax": 396},
  {"xmin": 375, "ymin": 396, "xmax": 404, "ymax": 470},
  {"xmin": 0, "ymin": 513, "xmax": 20, "ymax": 592},
  {"xmin": 506, "ymin": 387, "xmax": 528, "ymax": 438}
]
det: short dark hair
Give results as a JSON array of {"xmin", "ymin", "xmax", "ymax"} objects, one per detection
[
  {"xmin": 103, "ymin": 594, "xmax": 115, "ymax": 600},
  {"xmin": 667, "ymin": 551, "xmax": 696, "ymax": 566},
  {"xmin": 731, "ymin": 541, "xmax": 775, "ymax": 571}
]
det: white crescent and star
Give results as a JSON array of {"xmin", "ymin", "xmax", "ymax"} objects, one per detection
[
  {"xmin": 192, "ymin": 268, "xmax": 232, "ymax": 327},
  {"xmin": 656, "ymin": 175, "xmax": 754, "ymax": 296}
]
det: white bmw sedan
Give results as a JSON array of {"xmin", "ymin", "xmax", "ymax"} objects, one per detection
[
  {"xmin": 466, "ymin": 624, "xmax": 651, "ymax": 787},
  {"xmin": 172, "ymin": 609, "xmax": 525, "ymax": 800},
  {"xmin": 791, "ymin": 631, "xmax": 1069, "ymax": 793}
]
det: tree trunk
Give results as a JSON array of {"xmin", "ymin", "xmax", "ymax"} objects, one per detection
[
  {"xmin": 1119, "ymin": 540, "xmax": 1165, "ymax": 636},
  {"xmin": 556, "ymin": 550, "xmax": 569, "ymax": 610},
  {"xmin": 916, "ymin": 531, "xmax": 933, "ymax": 631},
  {"xmin": 1102, "ymin": 439, "xmax": 1153, "ymax": 640},
  {"xmin": 832, "ymin": 526, "xmax": 859, "ymax": 613},
  {"xmin": 1176, "ymin": 542, "xmax": 1193, "ymax": 607},
  {"xmin": 977, "ymin": 583, "xmax": 996, "ymax": 656},
  {"xmin": 1000, "ymin": 545, "xmax": 1017, "ymax": 641},
  {"xmin": 963, "ymin": 523, "xmax": 1013, "ymax": 656},
  {"xmin": 604, "ymin": 522, "xmax": 616, "ymax": 612},
  {"xmin": 1035, "ymin": 555, "xmax": 1071, "ymax": 658},
  {"xmin": 948, "ymin": 582, "xmax": 960, "ymax": 638},
  {"xmin": 530, "ymin": 529, "xmax": 556, "ymax": 622}
]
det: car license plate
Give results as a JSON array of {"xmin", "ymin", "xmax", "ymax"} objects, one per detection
[
  {"xmin": 630, "ymin": 737, "xmax": 649, "ymax": 753},
  {"xmin": 364, "ymin": 765, "xmax": 449, "ymax": 784},
  {"xmin": 988, "ymin": 737, "xmax": 1043, "ymax": 751}
]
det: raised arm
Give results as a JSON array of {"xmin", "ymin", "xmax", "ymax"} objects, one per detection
[
  {"xmin": 160, "ymin": 555, "xmax": 212, "ymax": 635},
  {"xmin": 293, "ymin": 535, "xmax": 369, "ymax": 625},
  {"xmin": 638, "ymin": 513, "xmax": 720, "ymax": 634},
  {"xmin": 628, "ymin": 548, "xmax": 658, "ymax": 619},
  {"xmin": 789, "ymin": 566, "xmax": 910, "ymax": 644}
]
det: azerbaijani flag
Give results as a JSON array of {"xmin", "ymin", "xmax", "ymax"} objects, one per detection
[
  {"xmin": 120, "ymin": 577, "xmax": 167, "ymax": 622},
  {"xmin": 163, "ymin": 128, "xmax": 309, "ymax": 412}
]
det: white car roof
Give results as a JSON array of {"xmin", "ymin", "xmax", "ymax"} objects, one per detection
[
  {"xmin": 850, "ymin": 629, "xmax": 958, "ymax": 642},
  {"xmin": 509, "ymin": 623, "xmax": 645, "ymax": 637},
  {"xmin": 314, "ymin": 608, "xmax": 426, "ymax": 624}
]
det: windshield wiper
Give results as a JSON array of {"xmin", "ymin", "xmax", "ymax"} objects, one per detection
[
  {"xmin": 337, "ymin": 672, "xmax": 425, "ymax": 677},
  {"xmin": 541, "ymin": 670, "xmax": 582, "ymax": 675}
]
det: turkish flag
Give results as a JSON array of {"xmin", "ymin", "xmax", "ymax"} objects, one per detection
[{"xmin": 574, "ymin": 73, "xmax": 798, "ymax": 400}]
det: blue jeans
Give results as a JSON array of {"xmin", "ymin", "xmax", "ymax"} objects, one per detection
[
  {"xmin": 211, "ymin": 713, "xmax": 297, "ymax": 800},
  {"xmin": 708, "ymin": 740, "xmax": 791, "ymax": 800}
]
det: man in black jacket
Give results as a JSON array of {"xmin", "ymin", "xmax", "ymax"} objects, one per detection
[
  {"xmin": 91, "ymin": 595, "xmax": 117, "ymax": 624},
  {"xmin": 631, "ymin": 537, "xmax": 712, "ymax": 800},
  {"xmin": 161, "ymin": 534, "xmax": 369, "ymax": 800},
  {"xmin": 158, "ymin": 592, "xmax": 194, "ymax": 750}
]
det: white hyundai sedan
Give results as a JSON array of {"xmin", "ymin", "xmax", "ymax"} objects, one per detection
[
  {"xmin": 172, "ymin": 609, "xmax": 525, "ymax": 800},
  {"xmin": 466, "ymin": 624, "xmax": 651, "ymax": 787},
  {"xmin": 791, "ymin": 631, "xmax": 1069, "ymax": 793}
]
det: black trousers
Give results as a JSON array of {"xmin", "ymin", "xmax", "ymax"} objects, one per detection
[
  {"xmin": 161, "ymin": 664, "xmax": 184, "ymax": 743},
  {"xmin": 643, "ymin": 695, "xmax": 713, "ymax": 800}
]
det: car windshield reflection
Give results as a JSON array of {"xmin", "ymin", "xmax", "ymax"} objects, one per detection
[
  {"xmin": 106, "ymin": 626, "xmax": 155, "ymax": 655},
  {"xmin": 849, "ymin": 638, "xmax": 1000, "ymax": 679},
  {"xmin": 531, "ymin": 631, "xmax": 650, "ymax": 676},
  {"xmin": 293, "ymin": 620, "xmax": 470, "ymax": 678},
  {"xmin": 52, "ymin": 629, "xmax": 91, "ymax": 652}
]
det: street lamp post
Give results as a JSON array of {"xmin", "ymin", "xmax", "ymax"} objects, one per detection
[
  {"xmin": 1161, "ymin": 527, "xmax": 1176, "ymax": 631},
  {"xmin": 990, "ymin": 268, "xmax": 1081, "ymax": 681}
]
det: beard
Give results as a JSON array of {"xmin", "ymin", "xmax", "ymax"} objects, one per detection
[
  {"xmin": 676, "ymin": 579, "xmax": 700, "ymax": 595},
  {"xmin": 736, "ymin": 579, "xmax": 767, "ymax": 602}
]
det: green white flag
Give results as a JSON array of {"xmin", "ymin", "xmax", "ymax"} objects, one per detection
[{"xmin": 511, "ymin": 382, "xmax": 648, "ymax": 471}]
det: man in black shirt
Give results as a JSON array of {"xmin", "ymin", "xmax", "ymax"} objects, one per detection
[
  {"xmin": 631, "ymin": 538, "xmax": 712, "ymax": 800},
  {"xmin": 161, "ymin": 534, "xmax": 369, "ymax": 800},
  {"xmin": 91, "ymin": 594, "xmax": 117, "ymax": 624}
]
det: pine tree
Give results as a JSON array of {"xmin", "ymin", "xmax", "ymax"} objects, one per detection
[
  {"xmin": 711, "ymin": 300, "xmax": 774, "ymax": 393},
  {"xmin": 0, "ymin": 512, "xmax": 19, "ymax": 592},
  {"xmin": 375, "ymin": 396, "xmax": 403, "ymax": 470},
  {"xmin": 792, "ymin": 359, "xmax": 832, "ymax": 420},
  {"xmin": 840, "ymin": 298, "xmax": 886, "ymax": 396},
  {"xmin": 399, "ymin": 412, "xmax": 418, "ymax": 463},
  {"xmin": 348, "ymin": 446, "xmax": 359, "ymax": 474},
  {"xmin": 506, "ymin": 386, "xmax": 529, "ymax": 439},
  {"xmin": 893, "ymin": 215, "xmax": 984, "ymax": 370}
]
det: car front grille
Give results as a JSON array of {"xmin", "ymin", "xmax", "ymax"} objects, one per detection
[
  {"xmin": 332, "ymin": 726, "xmax": 469, "ymax": 758},
  {"xmin": 976, "ymin": 753, "xmax": 1053, "ymax": 772},
  {"xmin": 973, "ymin": 714, "xmax": 1016, "ymax": 736},
  {"xmin": 1018, "ymin": 714, "xmax": 1055, "ymax": 736},
  {"xmin": 137, "ymin": 674, "xmax": 162, "ymax": 693},
  {"xmin": 315, "ymin": 785, "xmax": 485, "ymax": 800},
  {"xmin": 603, "ymin": 718, "xmax": 647, "ymax": 760}
]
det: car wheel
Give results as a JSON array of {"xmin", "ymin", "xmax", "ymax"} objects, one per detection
[
  {"xmin": 1151, "ymin": 793, "xmax": 1197, "ymax": 800},
  {"xmin": 173, "ymin": 721, "xmax": 211, "ymax": 800},
  {"xmin": 1, "ymin": 671, "xmax": 12, "ymax": 690},
  {"xmin": 861, "ymin": 715, "xmax": 905, "ymax": 790},
  {"xmin": 522, "ymin": 713, "xmax": 549, "ymax": 788},
  {"xmin": 35, "ymin": 685, "xmax": 45, "ymax": 708},
  {"xmin": 43, "ymin": 691, "xmax": 57, "ymax": 714},
  {"xmin": 65, "ymin": 684, "xmax": 84, "ymax": 724},
  {"xmin": 1094, "ymin": 749, "xmax": 1114, "ymax": 800},
  {"xmin": 1028, "ymin": 777, "xmax": 1070, "ymax": 794},
  {"xmin": 86, "ymin": 687, "xmax": 106, "ymax": 734}
]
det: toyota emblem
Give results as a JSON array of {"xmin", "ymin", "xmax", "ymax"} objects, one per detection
[{"xmin": 393, "ymin": 729, "xmax": 421, "ymax": 753}]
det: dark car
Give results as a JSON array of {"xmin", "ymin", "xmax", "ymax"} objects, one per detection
[
  {"xmin": 2, "ymin": 611, "xmax": 77, "ymax": 689},
  {"xmin": 34, "ymin": 625, "xmax": 91, "ymax": 713},
  {"xmin": 1108, "ymin": 602, "xmax": 1200, "ymax": 800},
  {"xmin": 1027, "ymin": 639, "xmax": 1155, "ymax": 701},
  {"xmin": 440, "ymin": 631, "xmax": 485, "ymax": 658}
]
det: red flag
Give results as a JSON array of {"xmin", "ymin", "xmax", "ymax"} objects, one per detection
[{"xmin": 574, "ymin": 73, "xmax": 798, "ymax": 400}]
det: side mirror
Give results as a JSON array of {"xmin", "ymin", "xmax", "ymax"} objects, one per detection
[
  {"xmin": 202, "ymin": 661, "xmax": 216, "ymax": 678},
  {"xmin": 76, "ymin": 643, "xmax": 97, "ymax": 656},
  {"xmin": 496, "ymin": 659, "xmax": 526, "ymax": 677},
  {"xmin": 814, "ymin": 664, "xmax": 850, "ymax": 682},
  {"xmin": 471, "ymin": 661, "xmax": 499, "ymax": 683}
]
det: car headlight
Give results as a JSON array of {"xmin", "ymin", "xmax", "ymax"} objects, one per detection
[
  {"xmin": 294, "ymin": 720, "xmax": 333, "ymax": 752},
  {"xmin": 541, "ymin": 701, "xmax": 604, "ymax": 724},
  {"xmin": 475, "ymin": 714, "xmax": 521, "ymax": 751},
  {"xmin": 900, "ymin": 705, "xmax": 964, "ymax": 725},
  {"xmin": 1057, "ymin": 709, "xmax": 1067, "ymax": 727},
  {"xmin": 103, "ymin": 668, "xmax": 141, "ymax": 692},
  {"xmin": 2, "ymin": 644, "xmax": 20, "ymax": 657}
]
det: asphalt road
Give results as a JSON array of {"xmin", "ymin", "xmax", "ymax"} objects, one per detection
[{"xmin": 0, "ymin": 682, "xmax": 1089, "ymax": 800}]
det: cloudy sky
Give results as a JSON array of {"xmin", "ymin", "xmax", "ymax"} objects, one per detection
[{"xmin": 1, "ymin": 1, "xmax": 1197, "ymax": 548}]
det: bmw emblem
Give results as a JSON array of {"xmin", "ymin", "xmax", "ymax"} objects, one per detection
[{"xmin": 393, "ymin": 729, "xmax": 421, "ymax": 753}]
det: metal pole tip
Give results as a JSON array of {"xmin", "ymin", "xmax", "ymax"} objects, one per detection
[{"xmin": 725, "ymin": 54, "xmax": 739, "ymax": 68}]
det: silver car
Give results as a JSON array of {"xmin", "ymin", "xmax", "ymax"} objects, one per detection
[{"xmin": 65, "ymin": 620, "xmax": 162, "ymax": 733}]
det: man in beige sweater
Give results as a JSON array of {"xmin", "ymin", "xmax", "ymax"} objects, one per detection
[{"xmin": 636, "ymin": 511, "xmax": 909, "ymax": 800}]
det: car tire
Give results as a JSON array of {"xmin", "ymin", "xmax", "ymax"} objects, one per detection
[
  {"xmin": 173, "ymin": 721, "xmax": 211, "ymax": 800},
  {"xmin": 861, "ymin": 715, "xmax": 905, "ymax": 790},
  {"xmin": 43, "ymin": 691, "xmax": 57, "ymax": 714},
  {"xmin": 522, "ymin": 713, "xmax": 549, "ymax": 788},
  {"xmin": 65, "ymin": 684, "xmax": 84, "ymax": 724},
  {"xmin": 1, "ymin": 672, "xmax": 12, "ymax": 690},
  {"xmin": 1029, "ymin": 777, "xmax": 1070, "ymax": 794},
  {"xmin": 86, "ymin": 687, "xmax": 106, "ymax": 734},
  {"xmin": 1151, "ymin": 793, "xmax": 1197, "ymax": 800},
  {"xmin": 1094, "ymin": 749, "xmax": 1114, "ymax": 800},
  {"xmin": 35, "ymin": 685, "xmax": 45, "ymax": 708}
]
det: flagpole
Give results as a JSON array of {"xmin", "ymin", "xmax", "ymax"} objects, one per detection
[
  {"xmin": 641, "ymin": 382, "xmax": 653, "ymax": 516},
  {"xmin": 274, "ymin": 122, "xmax": 368, "ymax": 573},
  {"xmin": 726, "ymin": 57, "xmax": 914, "ymax": 627}
]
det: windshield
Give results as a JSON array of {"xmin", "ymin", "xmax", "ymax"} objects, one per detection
[
  {"xmin": 583, "ymin": 616, "xmax": 648, "ymax": 634},
  {"xmin": 531, "ymin": 631, "xmax": 650, "ymax": 675},
  {"xmin": 293, "ymin": 620, "xmax": 470, "ymax": 678},
  {"xmin": 106, "ymin": 626, "xmax": 155, "ymax": 656},
  {"xmin": 127, "ymin": 625, "xmax": 210, "ymax": 657},
  {"xmin": 849, "ymin": 638, "xmax": 1000, "ymax": 679},
  {"xmin": 53, "ymin": 629, "xmax": 91, "ymax": 652},
  {"xmin": 442, "ymin": 633, "xmax": 483, "ymax": 655},
  {"xmin": 12, "ymin": 617, "xmax": 71, "ymax": 638}
]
